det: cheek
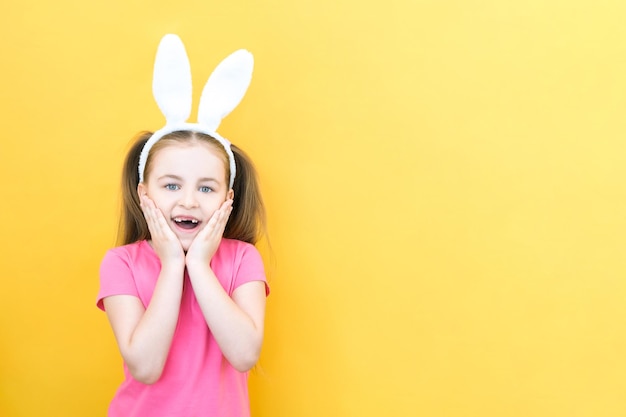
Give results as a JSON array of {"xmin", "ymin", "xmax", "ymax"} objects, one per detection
[
  {"xmin": 146, "ymin": 190, "xmax": 171, "ymax": 209},
  {"xmin": 203, "ymin": 196, "xmax": 225, "ymax": 213}
]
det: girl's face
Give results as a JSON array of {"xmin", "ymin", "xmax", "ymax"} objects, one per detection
[{"xmin": 138, "ymin": 141, "xmax": 233, "ymax": 251}]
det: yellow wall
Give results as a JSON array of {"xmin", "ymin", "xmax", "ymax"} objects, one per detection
[{"xmin": 2, "ymin": 1, "xmax": 626, "ymax": 416}]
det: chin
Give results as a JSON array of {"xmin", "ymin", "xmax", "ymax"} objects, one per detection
[{"xmin": 176, "ymin": 237, "xmax": 193, "ymax": 253}]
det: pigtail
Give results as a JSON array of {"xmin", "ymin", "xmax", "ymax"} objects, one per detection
[
  {"xmin": 117, "ymin": 132, "xmax": 152, "ymax": 245},
  {"xmin": 225, "ymin": 145, "xmax": 267, "ymax": 245}
]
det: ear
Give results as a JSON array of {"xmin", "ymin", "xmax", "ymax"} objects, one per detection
[
  {"xmin": 137, "ymin": 182, "xmax": 147, "ymax": 199},
  {"xmin": 227, "ymin": 189, "xmax": 234, "ymax": 201}
]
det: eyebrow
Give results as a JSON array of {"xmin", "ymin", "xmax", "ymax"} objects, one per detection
[
  {"xmin": 157, "ymin": 174, "xmax": 220, "ymax": 183},
  {"xmin": 158, "ymin": 174, "xmax": 183, "ymax": 181}
]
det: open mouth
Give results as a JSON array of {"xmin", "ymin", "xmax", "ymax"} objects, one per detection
[{"xmin": 173, "ymin": 217, "xmax": 201, "ymax": 230}]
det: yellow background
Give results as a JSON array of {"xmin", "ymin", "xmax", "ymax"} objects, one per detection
[{"xmin": 1, "ymin": 0, "xmax": 626, "ymax": 416}]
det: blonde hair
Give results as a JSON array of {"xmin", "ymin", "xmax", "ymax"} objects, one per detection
[{"xmin": 118, "ymin": 130, "xmax": 267, "ymax": 245}]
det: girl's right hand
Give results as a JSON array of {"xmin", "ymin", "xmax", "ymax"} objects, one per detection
[{"xmin": 140, "ymin": 194, "xmax": 185, "ymax": 265}]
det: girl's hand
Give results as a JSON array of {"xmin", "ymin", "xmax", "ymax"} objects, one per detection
[
  {"xmin": 140, "ymin": 194, "xmax": 185, "ymax": 265},
  {"xmin": 186, "ymin": 199, "xmax": 233, "ymax": 267}
]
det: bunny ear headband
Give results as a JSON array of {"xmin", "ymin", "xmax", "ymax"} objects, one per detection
[{"xmin": 138, "ymin": 34, "xmax": 254, "ymax": 189}]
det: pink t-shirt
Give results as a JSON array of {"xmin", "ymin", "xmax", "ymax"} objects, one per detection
[{"xmin": 97, "ymin": 238, "xmax": 269, "ymax": 417}]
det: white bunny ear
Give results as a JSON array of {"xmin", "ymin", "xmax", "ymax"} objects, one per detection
[
  {"xmin": 197, "ymin": 49, "xmax": 254, "ymax": 131},
  {"xmin": 152, "ymin": 34, "xmax": 192, "ymax": 124}
]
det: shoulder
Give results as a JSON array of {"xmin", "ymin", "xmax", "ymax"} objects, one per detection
[
  {"xmin": 215, "ymin": 238, "xmax": 263, "ymax": 265},
  {"xmin": 97, "ymin": 241, "xmax": 155, "ymax": 310},
  {"xmin": 217, "ymin": 238, "xmax": 258, "ymax": 255},
  {"xmin": 104, "ymin": 240, "xmax": 152, "ymax": 258},
  {"xmin": 100, "ymin": 241, "xmax": 155, "ymax": 270},
  {"xmin": 213, "ymin": 238, "xmax": 268, "ymax": 295},
  {"xmin": 104, "ymin": 240, "xmax": 154, "ymax": 258}
]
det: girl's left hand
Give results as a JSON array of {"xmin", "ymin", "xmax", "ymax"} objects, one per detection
[{"xmin": 185, "ymin": 199, "xmax": 233, "ymax": 266}]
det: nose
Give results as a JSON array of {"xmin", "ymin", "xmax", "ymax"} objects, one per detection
[{"xmin": 178, "ymin": 189, "xmax": 199, "ymax": 208}]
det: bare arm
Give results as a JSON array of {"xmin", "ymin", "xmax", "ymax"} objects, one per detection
[
  {"xmin": 103, "ymin": 261, "xmax": 185, "ymax": 384},
  {"xmin": 103, "ymin": 194, "xmax": 187, "ymax": 384},
  {"xmin": 186, "ymin": 263, "xmax": 266, "ymax": 372},
  {"xmin": 185, "ymin": 199, "xmax": 267, "ymax": 372}
]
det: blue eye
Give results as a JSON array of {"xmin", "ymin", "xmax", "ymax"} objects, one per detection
[
  {"xmin": 165, "ymin": 184, "xmax": 180, "ymax": 191},
  {"xmin": 199, "ymin": 186, "xmax": 213, "ymax": 193}
]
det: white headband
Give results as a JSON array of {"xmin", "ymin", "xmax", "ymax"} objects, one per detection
[{"xmin": 138, "ymin": 34, "xmax": 254, "ymax": 189}]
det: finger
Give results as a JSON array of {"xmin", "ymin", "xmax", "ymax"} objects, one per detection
[
  {"xmin": 195, "ymin": 213, "xmax": 221, "ymax": 244},
  {"xmin": 213, "ymin": 202, "xmax": 231, "ymax": 228},
  {"xmin": 218, "ymin": 199, "xmax": 234, "ymax": 225},
  {"xmin": 213, "ymin": 199, "xmax": 233, "ymax": 224},
  {"xmin": 193, "ymin": 199, "xmax": 233, "ymax": 241},
  {"xmin": 221, "ymin": 199, "xmax": 234, "ymax": 211},
  {"xmin": 140, "ymin": 195, "xmax": 158, "ymax": 219},
  {"xmin": 141, "ymin": 195, "xmax": 175, "ymax": 240},
  {"xmin": 141, "ymin": 196, "xmax": 160, "ymax": 230},
  {"xmin": 140, "ymin": 195, "xmax": 155, "ymax": 226},
  {"xmin": 206, "ymin": 209, "xmax": 229, "ymax": 240},
  {"xmin": 197, "ymin": 210, "xmax": 221, "ymax": 240}
]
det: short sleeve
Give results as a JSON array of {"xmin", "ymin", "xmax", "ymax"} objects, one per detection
[
  {"xmin": 231, "ymin": 242, "xmax": 270, "ymax": 296},
  {"xmin": 96, "ymin": 248, "xmax": 140, "ymax": 311}
]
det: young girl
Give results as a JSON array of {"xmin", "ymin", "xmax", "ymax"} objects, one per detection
[{"xmin": 97, "ymin": 35, "xmax": 269, "ymax": 417}]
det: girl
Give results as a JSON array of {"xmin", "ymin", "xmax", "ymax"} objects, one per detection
[{"xmin": 97, "ymin": 35, "xmax": 269, "ymax": 417}]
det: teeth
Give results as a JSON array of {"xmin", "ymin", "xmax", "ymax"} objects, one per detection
[{"xmin": 174, "ymin": 218, "xmax": 198, "ymax": 224}]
